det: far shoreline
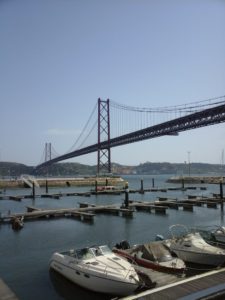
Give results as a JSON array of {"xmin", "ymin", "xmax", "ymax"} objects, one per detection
[{"xmin": 0, "ymin": 176, "xmax": 126, "ymax": 189}]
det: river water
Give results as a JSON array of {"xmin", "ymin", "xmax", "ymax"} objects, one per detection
[{"xmin": 0, "ymin": 174, "xmax": 224, "ymax": 300}]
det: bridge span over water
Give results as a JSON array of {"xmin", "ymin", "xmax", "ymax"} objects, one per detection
[{"xmin": 35, "ymin": 97, "xmax": 225, "ymax": 174}]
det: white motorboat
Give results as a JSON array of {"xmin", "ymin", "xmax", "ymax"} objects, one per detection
[
  {"xmin": 113, "ymin": 240, "xmax": 186, "ymax": 275},
  {"xmin": 191, "ymin": 225, "xmax": 225, "ymax": 246},
  {"xmin": 210, "ymin": 226, "xmax": 225, "ymax": 244},
  {"xmin": 164, "ymin": 224, "xmax": 225, "ymax": 266},
  {"xmin": 49, "ymin": 245, "xmax": 142, "ymax": 296}
]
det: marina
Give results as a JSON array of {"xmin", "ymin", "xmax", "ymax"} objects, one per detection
[
  {"xmin": 1, "ymin": 0, "xmax": 225, "ymax": 299},
  {"xmin": 1, "ymin": 192, "xmax": 224, "ymax": 227},
  {"xmin": 1, "ymin": 174, "xmax": 225, "ymax": 299}
]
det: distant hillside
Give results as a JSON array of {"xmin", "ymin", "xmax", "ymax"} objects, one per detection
[
  {"xmin": 133, "ymin": 162, "xmax": 224, "ymax": 175},
  {"xmin": 0, "ymin": 161, "xmax": 224, "ymax": 177}
]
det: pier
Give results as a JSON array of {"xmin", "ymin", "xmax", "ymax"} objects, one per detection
[
  {"xmin": 1, "ymin": 193, "xmax": 224, "ymax": 228},
  {"xmin": 1, "ymin": 177, "xmax": 224, "ymax": 229},
  {"xmin": 0, "ymin": 176, "xmax": 126, "ymax": 189},
  {"xmin": 0, "ymin": 204, "xmax": 137, "ymax": 225},
  {"xmin": 120, "ymin": 267, "xmax": 225, "ymax": 300},
  {"xmin": 0, "ymin": 191, "xmax": 92, "ymax": 201}
]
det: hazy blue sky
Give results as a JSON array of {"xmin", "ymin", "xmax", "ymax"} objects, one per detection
[{"xmin": 1, "ymin": 0, "xmax": 225, "ymax": 166}]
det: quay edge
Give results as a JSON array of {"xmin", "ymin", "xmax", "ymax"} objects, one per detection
[
  {"xmin": 167, "ymin": 175, "xmax": 225, "ymax": 184},
  {"xmin": 0, "ymin": 176, "xmax": 126, "ymax": 189}
]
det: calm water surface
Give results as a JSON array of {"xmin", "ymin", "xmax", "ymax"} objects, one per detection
[{"xmin": 0, "ymin": 174, "xmax": 224, "ymax": 300}]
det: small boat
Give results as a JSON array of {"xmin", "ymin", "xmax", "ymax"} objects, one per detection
[
  {"xmin": 210, "ymin": 226, "xmax": 225, "ymax": 244},
  {"xmin": 193, "ymin": 225, "xmax": 225, "ymax": 246},
  {"xmin": 11, "ymin": 216, "xmax": 24, "ymax": 230},
  {"xmin": 50, "ymin": 244, "xmax": 142, "ymax": 296},
  {"xmin": 113, "ymin": 240, "xmax": 186, "ymax": 275},
  {"xmin": 164, "ymin": 224, "xmax": 225, "ymax": 266}
]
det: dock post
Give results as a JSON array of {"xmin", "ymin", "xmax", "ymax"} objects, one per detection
[
  {"xmin": 140, "ymin": 179, "xmax": 144, "ymax": 194},
  {"xmin": 32, "ymin": 182, "xmax": 35, "ymax": 199},
  {"xmin": 95, "ymin": 180, "xmax": 98, "ymax": 193},
  {"xmin": 220, "ymin": 180, "xmax": 224, "ymax": 212},
  {"xmin": 124, "ymin": 183, "xmax": 129, "ymax": 208},
  {"xmin": 45, "ymin": 180, "xmax": 48, "ymax": 194},
  {"xmin": 182, "ymin": 177, "xmax": 185, "ymax": 189},
  {"xmin": 152, "ymin": 178, "xmax": 155, "ymax": 188}
]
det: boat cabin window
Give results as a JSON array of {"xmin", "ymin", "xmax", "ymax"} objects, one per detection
[
  {"xmin": 76, "ymin": 248, "xmax": 95, "ymax": 260},
  {"xmin": 90, "ymin": 247, "xmax": 102, "ymax": 256},
  {"xmin": 99, "ymin": 245, "xmax": 112, "ymax": 255},
  {"xmin": 89, "ymin": 245, "xmax": 111, "ymax": 256},
  {"xmin": 158, "ymin": 254, "xmax": 173, "ymax": 262}
]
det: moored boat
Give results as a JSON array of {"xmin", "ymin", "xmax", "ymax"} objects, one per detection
[
  {"xmin": 164, "ymin": 224, "xmax": 225, "ymax": 266},
  {"xmin": 113, "ymin": 240, "xmax": 186, "ymax": 275},
  {"xmin": 210, "ymin": 226, "xmax": 225, "ymax": 244},
  {"xmin": 11, "ymin": 216, "xmax": 24, "ymax": 230},
  {"xmin": 191, "ymin": 225, "xmax": 225, "ymax": 248},
  {"xmin": 49, "ymin": 244, "xmax": 143, "ymax": 296}
]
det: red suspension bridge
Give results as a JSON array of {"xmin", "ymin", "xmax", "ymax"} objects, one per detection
[{"xmin": 35, "ymin": 96, "xmax": 225, "ymax": 174}]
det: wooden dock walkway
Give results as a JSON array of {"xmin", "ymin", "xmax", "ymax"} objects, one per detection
[
  {"xmin": 0, "ymin": 278, "xmax": 19, "ymax": 300},
  {"xmin": 129, "ymin": 202, "xmax": 168, "ymax": 214},
  {"xmin": 1, "ymin": 195, "xmax": 224, "ymax": 228},
  {"xmin": 0, "ymin": 191, "xmax": 91, "ymax": 201},
  {"xmin": 1, "ymin": 194, "xmax": 224, "ymax": 228},
  {"xmin": 0, "ymin": 183, "xmax": 211, "ymax": 201},
  {"xmin": 120, "ymin": 267, "xmax": 225, "ymax": 300},
  {"xmin": 129, "ymin": 196, "xmax": 224, "ymax": 214},
  {"xmin": 0, "ymin": 204, "xmax": 136, "ymax": 225}
]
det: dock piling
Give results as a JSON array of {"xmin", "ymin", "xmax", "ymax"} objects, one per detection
[
  {"xmin": 124, "ymin": 183, "xmax": 129, "ymax": 208},
  {"xmin": 45, "ymin": 180, "xmax": 48, "ymax": 194},
  {"xmin": 140, "ymin": 179, "xmax": 144, "ymax": 194},
  {"xmin": 220, "ymin": 181, "xmax": 224, "ymax": 212},
  {"xmin": 32, "ymin": 182, "xmax": 35, "ymax": 199},
  {"xmin": 182, "ymin": 177, "xmax": 184, "ymax": 189},
  {"xmin": 152, "ymin": 178, "xmax": 155, "ymax": 188}
]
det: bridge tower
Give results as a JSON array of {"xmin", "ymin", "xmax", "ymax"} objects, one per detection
[
  {"xmin": 97, "ymin": 98, "xmax": 111, "ymax": 174},
  {"xmin": 45, "ymin": 142, "xmax": 52, "ymax": 162}
]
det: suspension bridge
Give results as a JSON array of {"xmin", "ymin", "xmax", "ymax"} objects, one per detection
[{"xmin": 35, "ymin": 96, "xmax": 225, "ymax": 174}]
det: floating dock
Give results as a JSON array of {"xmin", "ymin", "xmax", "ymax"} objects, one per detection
[
  {"xmin": 1, "ymin": 193, "xmax": 225, "ymax": 228},
  {"xmin": 0, "ymin": 204, "xmax": 136, "ymax": 225},
  {"xmin": 120, "ymin": 267, "xmax": 225, "ymax": 300}
]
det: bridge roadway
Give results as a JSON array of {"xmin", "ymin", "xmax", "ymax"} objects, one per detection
[{"xmin": 35, "ymin": 103, "xmax": 225, "ymax": 171}]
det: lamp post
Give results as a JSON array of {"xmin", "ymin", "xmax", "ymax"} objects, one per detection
[{"xmin": 188, "ymin": 151, "xmax": 191, "ymax": 176}]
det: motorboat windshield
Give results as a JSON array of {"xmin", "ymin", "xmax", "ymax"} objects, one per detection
[
  {"xmin": 73, "ymin": 245, "xmax": 113, "ymax": 260},
  {"xmin": 99, "ymin": 245, "xmax": 112, "ymax": 255},
  {"xmin": 76, "ymin": 248, "xmax": 95, "ymax": 260}
]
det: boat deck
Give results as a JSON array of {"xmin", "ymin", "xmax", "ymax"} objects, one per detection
[{"xmin": 119, "ymin": 267, "xmax": 225, "ymax": 300}]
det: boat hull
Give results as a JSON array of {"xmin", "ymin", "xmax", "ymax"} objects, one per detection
[
  {"xmin": 213, "ymin": 234, "xmax": 225, "ymax": 244},
  {"xmin": 171, "ymin": 248, "xmax": 225, "ymax": 266},
  {"xmin": 113, "ymin": 248, "xmax": 185, "ymax": 274},
  {"xmin": 50, "ymin": 257, "xmax": 139, "ymax": 296}
]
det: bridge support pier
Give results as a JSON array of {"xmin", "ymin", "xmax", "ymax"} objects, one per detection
[{"xmin": 97, "ymin": 98, "xmax": 111, "ymax": 174}]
